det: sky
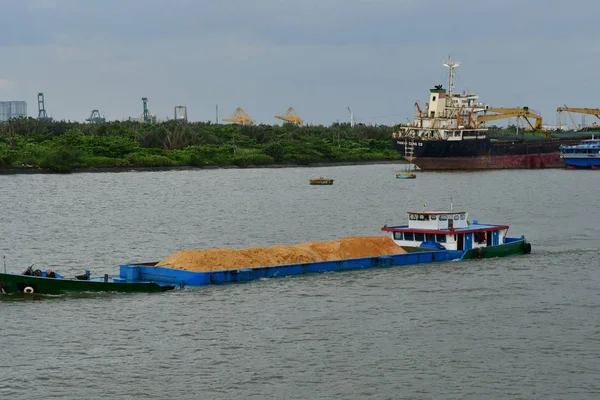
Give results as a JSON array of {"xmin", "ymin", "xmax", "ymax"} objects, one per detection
[{"xmin": 0, "ymin": 0, "xmax": 598, "ymax": 126}]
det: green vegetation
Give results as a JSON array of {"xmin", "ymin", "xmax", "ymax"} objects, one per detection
[{"xmin": 0, "ymin": 118, "xmax": 404, "ymax": 172}]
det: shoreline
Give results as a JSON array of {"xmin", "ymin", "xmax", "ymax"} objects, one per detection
[{"xmin": 0, "ymin": 159, "xmax": 408, "ymax": 175}]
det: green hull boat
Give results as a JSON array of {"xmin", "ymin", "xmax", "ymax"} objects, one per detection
[
  {"xmin": 460, "ymin": 238, "xmax": 530, "ymax": 260},
  {"xmin": 0, "ymin": 271, "xmax": 175, "ymax": 295}
]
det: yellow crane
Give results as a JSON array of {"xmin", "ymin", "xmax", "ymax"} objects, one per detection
[
  {"xmin": 223, "ymin": 107, "xmax": 255, "ymax": 125},
  {"xmin": 476, "ymin": 107, "xmax": 543, "ymax": 131},
  {"xmin": 275, "ymin": 107, "xmax": 303, "ymax": 126},
  {"xmin": 556, "ymin": 106, "xmax": 600, "ymax": 130}
]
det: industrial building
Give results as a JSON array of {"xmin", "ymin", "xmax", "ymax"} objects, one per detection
[{"xmin": 0, "ymin": 101, "xmax": 27, "ymax": 122}]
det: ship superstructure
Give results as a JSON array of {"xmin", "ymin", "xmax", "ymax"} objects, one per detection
[
  {"xmin": 392, "ymin": 58, "xmax": 591, "ymax": 170},
  {"xmin": 395, "ymin": 57, "xmax": 489, "ymax": 141}
]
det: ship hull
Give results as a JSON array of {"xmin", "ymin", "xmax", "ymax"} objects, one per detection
[
  {"xmin": 394, "ymin": 135, "xmax": 590, "ymax": 170},
  {"xmin": 412, "ymin": 153, "xmax": 564, "ymax": 170},
  {"xmin": 563, "ymin": 158, "xmax": 600, "ymax": 169}
]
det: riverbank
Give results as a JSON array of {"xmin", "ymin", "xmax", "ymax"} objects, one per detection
[{"xmin": 0, "ymin": 159, "xmax": 409, "ymax": 174}]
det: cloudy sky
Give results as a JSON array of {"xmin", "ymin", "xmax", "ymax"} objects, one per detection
[{"xmin": 0, "ymin": 0, "xmax": 598, "ymax": 126}]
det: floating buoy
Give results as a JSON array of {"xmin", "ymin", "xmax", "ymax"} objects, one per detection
[{"xmin": 23, "ymin": 286, "xmax": 35, "ymax": 294}]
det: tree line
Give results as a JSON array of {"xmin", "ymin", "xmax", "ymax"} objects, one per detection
[{"xmin": 0, "ymin": 118, "xmax": 403, "ymax": 172}]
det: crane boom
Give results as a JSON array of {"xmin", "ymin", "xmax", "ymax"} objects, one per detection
[
  {"xmin": 556, "ymin": 107, "xmax": 600, "ymax": 130},
  {"xmin": 275, "ymin": 107, "xmax": 303, "ymax": 126},
  {"xmin": 476, "ymin": 107, "xmax": 543, "ymax": 131},
  {"xmin": 556, "ymin": 107, "xmax": 600, "ymax": 118},
  {"xmin": 223, "ymin": 107, "xmax": 255, "ymax": 125}
]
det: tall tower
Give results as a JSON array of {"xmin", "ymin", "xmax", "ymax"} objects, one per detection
[
  {"xmin": 141, "ymin": 97, "xmax": 151, "ymax": 123},
  {"xmin": 37, "ymin": 93, "xmax": 50, "ymax": 120}
]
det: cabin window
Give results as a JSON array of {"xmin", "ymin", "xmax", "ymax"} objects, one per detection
[
  {"xmin": 418, "ymin": 214, "xmax": 429, "ymax": 221},
  {"xmin": 393, "ymin": 232, "xmax": 403, "ymax": 240},
  {"xmin": 460, "ymin": 215, "xmax": 465, "ymax": 220},
  {"xmin": 414, "ymin": 233, "xmax": 424, "ymax": 242},
  {"xmin": 425, "ymin": 233, "xmax": 435, "ymax": 242},
  {"xmin": 431, "ymin": 215, "xmax": 437, "ymax": 220},
  {"xmin": 454, "ymin": 215, "xmax": 459, "ymax": 220},
  {"xmin": 439, "ymin": 215, "xmax": 448, "ymax": 221},
  {"xmin": 404, "ymin": 232, "xmax": 414, "ymax": 241},
  {"xmin": 409, "ymin": 214, "xmax": 417, "ymax": 220},
  {"xmin": 436, "ymin": 234, "xmax": 447, "ymax": 243},
  {"xmin": 432, "ymin": 96, "xmax": 436, "ymax": 101}
]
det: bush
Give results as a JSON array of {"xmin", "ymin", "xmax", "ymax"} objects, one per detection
[
  {"xmin": 38, "ymin": 146, "xmax": 82, "ymax": 172},
  {"xmin": 264, "ymin": 142, "xmax": 285, "ymax": 162},
  {"xmin": 231, "ymin": 153, "xmax": 274, "ymax": 167},
  {"xmin": 126, "ymin": 153, "xmax": 174, "ymax": 167},
  {"xmin": 81, "ymin": 135, "xmax": 139, "ymax": 158},
  {"xmin": 0, "ymin": 144, "xmax": 15, "ymax": 167},
  {"xmin": 79, "ymin": 155, "xmax": 131, "ymax": 168}
]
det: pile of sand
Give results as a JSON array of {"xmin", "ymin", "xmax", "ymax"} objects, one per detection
[{"xmin": 156, "ymin": 236, "xmax": 406, "ymax": 272}]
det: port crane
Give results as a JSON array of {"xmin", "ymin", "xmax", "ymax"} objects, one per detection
[
  {"xmin": 275, "ymin": 107, "xmax": 303, "ymax": 126},
  {"xmin": 140, "ymin": 97, "xmax": 156, "ymax": 123},
  {"xmin": 556, "ymin": 106, "xmax": 600, "ymax": 130},
  {"xmin": 37, "ymin": 93, "xmax": 52, "ymax": 121},
  {"xmin": 86, "ymin": 109, "xmax": 106, "ymax": 123},
  {"xmin": 223, "ymin": 107, "xmax": 255, "ymax": 125},
  {"xmin": 174, "ymin": 105, "xmax": 188, "ymax": 122},
  {"xmin": 476, "ymin": 107, "xmax": 543, "ymax": 131}
]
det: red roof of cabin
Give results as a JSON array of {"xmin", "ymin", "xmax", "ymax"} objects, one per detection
[
  {"xmin": 381, "ymin": 225, "xmax": 509, "ymax": 235},
  {"xmin": 407, "ymin": 211, "xmax": 466, "ymax": 215}
]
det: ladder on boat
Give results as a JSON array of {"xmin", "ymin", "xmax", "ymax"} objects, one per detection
[{"xmin": 404, "ymin": 138, "xmax": 415, "ymax": 163}]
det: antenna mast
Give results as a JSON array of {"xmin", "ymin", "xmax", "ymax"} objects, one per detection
[{"xmin": 443, "ymin": 56, "xmax": 460, "ymax": 97}]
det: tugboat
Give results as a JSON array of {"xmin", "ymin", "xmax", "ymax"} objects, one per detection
[
  {"xmin": 381, "ymin": 204, "xmax": 531, "ymax": 259},
  {"xmin": 559, "ymin": 138, "xmax": 600, "ymax": 169}
]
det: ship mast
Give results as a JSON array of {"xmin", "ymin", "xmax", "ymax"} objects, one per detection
[{"xmin": 443, "ymin": 56, "xmax": 460, "ymax": 97}]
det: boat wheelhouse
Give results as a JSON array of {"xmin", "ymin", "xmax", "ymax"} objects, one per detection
[
  {"xmin": 381, "ymin": 211, "xmax": 512, "ymax": 252},
  {"xmin": 559, "ymin": 138, "xmax": 600, "ymax": 169}
]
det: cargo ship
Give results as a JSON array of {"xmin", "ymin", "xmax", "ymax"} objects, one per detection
[{"xmin": 393, "ymin": 58, "xmax": 593, "ymax": 170}]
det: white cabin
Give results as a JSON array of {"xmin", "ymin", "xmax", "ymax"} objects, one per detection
[{"xmin": 382, "ymin": 211, "xmax": 509, "ymax": 251}]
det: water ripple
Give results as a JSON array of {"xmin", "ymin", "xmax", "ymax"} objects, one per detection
[{"xmin": 1, "ymin": 167, "xmax": 600, "ymax": 399}]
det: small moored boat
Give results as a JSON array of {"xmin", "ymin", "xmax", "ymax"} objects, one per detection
[
  {"xmin": 0, "ymin": 266, "xmax": 175, "ymax": 295},
  {"xmin": 310, "ymin": 177, "xmax": 334, "ymax": 185},
  {"xmin": 396, "ymin": 172, "xmax": 416, "ymax": 179}
]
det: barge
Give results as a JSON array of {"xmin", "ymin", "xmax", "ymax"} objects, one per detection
[
  {"xmin": 118, "ymin": 207, "xmax": 530, "ymax": 288},
  {"xmin": 2, "ymin": 208, "xmax": 531, "ymax": 295}
]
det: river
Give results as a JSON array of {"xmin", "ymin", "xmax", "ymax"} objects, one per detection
[{"xmin": 1, "ymin": 165, "xmax": 599, "ymax": 399}]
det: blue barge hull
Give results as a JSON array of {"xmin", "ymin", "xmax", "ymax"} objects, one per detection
[{"xmin": 120, "ymin": 249, "xmax": 465, "ymax": 287}]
